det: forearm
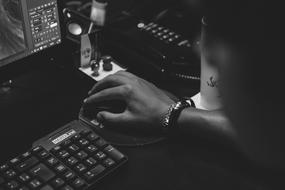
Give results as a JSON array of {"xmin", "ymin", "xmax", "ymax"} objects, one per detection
[
  {"xmin": 176, "ymin": 108, "xmax": 285, "ymax": 169},
  {"xmin": 177, "ymin": 107, "xmax": 239, "ymax": 146}
]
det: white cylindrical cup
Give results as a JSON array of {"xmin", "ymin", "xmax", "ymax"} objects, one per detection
[{"xmin": 90, "ymin": 0, "xmax": 107, "ymax": 27}]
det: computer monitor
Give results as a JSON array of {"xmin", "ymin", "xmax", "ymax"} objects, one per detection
[{"xmin": 0, "ymin": 0, "xmax": 63, "ymax": 82}]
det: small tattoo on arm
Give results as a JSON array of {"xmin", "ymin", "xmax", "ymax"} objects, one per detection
[{"xmin": 207, "ymin": 76, "xmax": 218, "ymax": 87}]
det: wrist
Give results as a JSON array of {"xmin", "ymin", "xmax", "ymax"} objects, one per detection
[{"xmin": 161, "ymin": 98, "xmax": 194, "ymax": 135}]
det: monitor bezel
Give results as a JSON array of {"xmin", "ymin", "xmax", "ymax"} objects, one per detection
[{"xmin": 0, "ymin": 0, "xmax": 67, "ymax": 84}]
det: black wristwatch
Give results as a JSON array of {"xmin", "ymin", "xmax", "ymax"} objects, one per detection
[{"xmin": 161, "ymin": 98, "xmax": 194, "ymax": 134}]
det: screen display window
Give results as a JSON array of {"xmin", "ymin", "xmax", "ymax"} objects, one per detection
[{"xmin": 0, "ymin": 0, "xmax": 62, "ymax": 67}]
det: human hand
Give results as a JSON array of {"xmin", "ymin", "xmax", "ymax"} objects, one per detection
[{"xmin": 84, "ymin": 71, "xmax": 175, "ymax": 132}]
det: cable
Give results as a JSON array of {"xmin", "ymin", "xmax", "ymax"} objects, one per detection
[
  {"xmin": 65, "ymin": 1, "xmax": 82, "ymax": 9},
  {"xmin": 77, "ymin": 2, "xmax": 92, "ymax": 12}
]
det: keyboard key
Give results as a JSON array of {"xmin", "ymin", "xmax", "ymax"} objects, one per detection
[
  {"xmin": 18, "ymin": 173, "xmax": 31, "ymax": 182},
  {"xmin": 32, "ymin": 146, "xmax": 43, "ymax": 154},
  {"xmin": 6, "ymin": 180, "xmax": 19, "ymax": 189},
  {"xmin": 94, "ymin": 151, "xmax": 106, "ymax": 160},
  {"xmin": 54, "ymin": 164, "xmax": 66, "ymax": 173},
  {"xmin": 71, "ymin": 178, "xmax": 86, "ymax": 189},
  {"xmin": 167, "ymin": 38, "xmax": 175, "ymax": 43},
  {"xmin": 103, "ymin": 158, "xmax": 115, "ymax": 167},
  {"xmin": 83, "ymin": 171, "xmax": 96, "ymax": 181},
  {"xmin": 86, "ymin": 133, "xmax": 99, "ymax": 141},
  {"xmin": 21, "ymin": 152, "xmax": 32, "ymax": 159},
  {"xmin": 66, "ymin": 157, "xmax": 78, "ymax": 166},
  {"xmin": 151, "ymin": 29, "xmax": 158, "ymax": 34},
  {"xmin": 75, "ymin": 164, "xmax": 87, "ymax": 173},
  {"xmin": 61, "ymin": 139, "xmax": 72, "ymax": 147},
  {"xmin": 58, "ymin": 150, "xmax": 70, "ymax": 159},
  {"xmin": 0, "ymin": 164, "xmax": 9, "ymax": 172},
  {"xmin": 38, "ymin": 150, "xmax": 50, "ymax": 159},
  {"xmin": 30, "ymin": 163, "xmax": 56, "ymax": 182},
  {"xmin": 16, "ymin": 156, "xmax": 39, "ymax": 172},
  {"xmin": 78, "ymin": 139, "xmax": 89, "ymax": 146},
  {"xmin": 76, "ymin": 151, "xmax": 88, "ymax": 160},
  {"xmin": 4, "ymin": 169, "xmax": 17, "ymax": 178},
  {"xmin": 85, "ymin": 145, "xmax": 98, "ymax": 154},
  {"xmin": 144, "ymin": 26, "xmax": 152, "ymax": 31},
  {"xmin": 29, "ymin": 179, "xmax": 42, "ymax": 188},
  {"xmin": 85, "ymin": 165, "xmax": 105, "ymax": 180},
  {"xmin": 68, "ymin": 144, "xmax": 79, "ymax": 153},
  {"xmin": 85, "ymin": 157, "xmax": 97, "ymax": 167},
  {"xmin": 104, "ymin": 145, "xmax": 125, "ymax": 161},
  {"xmin": 162, "ymin": 34, "xmax": 170, "ymax": 40},
  {"xmin": 40, "ymin": 185, "xmax": 54, "ymax": 190},
  {"xmin": 71, "ymin": 134, "xmax": 81, "ymax": 141},
  {"xmin": 157, "ymin": 26, "xmax": 164, "ymax": 31},
  {"xmin": 51, "ymin": 178, "xmax": 65, "ymax": 188},
  {"xmin": 61, "ymin": 185, "xmax": 74, "ymax": 190},
  {"xmin": 95, "ymin": 139, "xmax": 107, "ymax": 148},
  {"xmin": 163, "ymin": 28, "xmax": 170, "ymax": 33},
  {"xmin": 51, "ymin": 146, "xmax": 61, "ymax": 154},
  {"xmin": 9, "ymin": 158, "xmax": 20, "ymax": 165},
  {"xmin": 80, "ymin": 130, "xmax": 91, "ymax": 136},
  {"xmin": 63, "ymin": 171, "xmax": 76, "ymax": 181},
  {"xmin": 156, "ymin": 32, "xmax": 163, "ymax": 37},
  {"xmin": 46, "ymin": 157, "xmax": 59, "ymax": 166}
]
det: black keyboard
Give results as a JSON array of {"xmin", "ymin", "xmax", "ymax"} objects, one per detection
[{"xmin": 0, "ymin": 120, "xmax": 128, "ymax": 190}]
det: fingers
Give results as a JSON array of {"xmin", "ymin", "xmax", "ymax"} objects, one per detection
[
  {"xmin": 115, "ymin": 71, "xmax": 137, "ymax": 78},
  {"xmin": 118, "ymin": 71, "xmax": 156, "ymax": 87},
  {"xmin": 96, "ymin": 111, "xmax": 125, "ymax": 125},
  {"xmin": 85, "ymin": 85, "xmax": 129, "ymax": 104},
  {"xmin": 88, "ymin": 73, "xmax": 129, "ymax": 95},
  {"xmin": 116, "ymin": 71, "xmax": 149, "ymax": 83}
]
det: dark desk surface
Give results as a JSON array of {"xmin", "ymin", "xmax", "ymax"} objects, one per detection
[{"xmin": 0, "ymin": 64, "xmax": 284, "ymax": 190}]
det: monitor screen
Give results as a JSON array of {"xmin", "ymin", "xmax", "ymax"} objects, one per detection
[{"xmin": 0, "ymin": 0, "xmax": 62, "ymax": 68}]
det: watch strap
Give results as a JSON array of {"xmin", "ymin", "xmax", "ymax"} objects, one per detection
[{"xmin": 161, "ymin": 99, "xmax": 192, "ymax": 134}]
